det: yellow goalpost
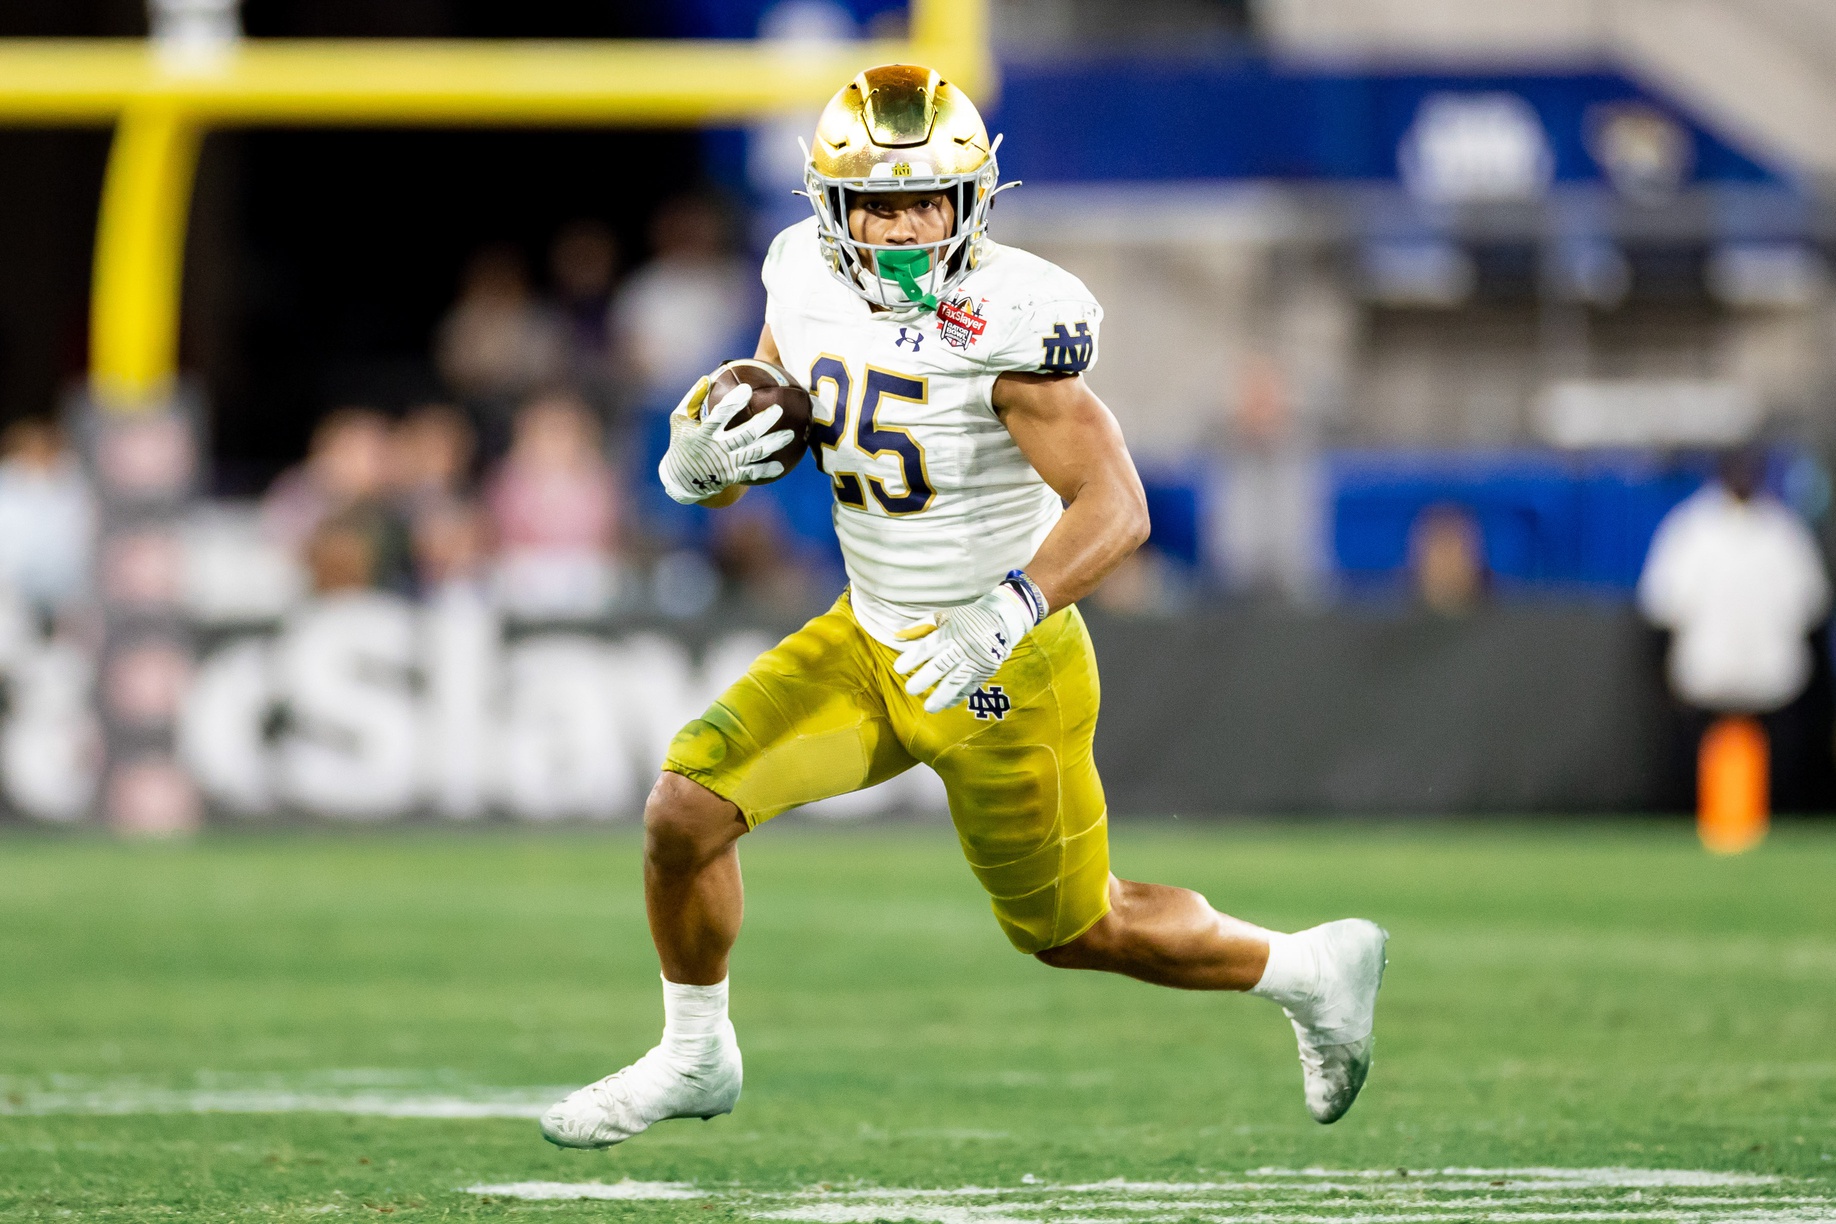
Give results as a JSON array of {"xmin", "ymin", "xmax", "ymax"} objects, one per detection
[{"xmin": 0, "ymin": 0, "xmax": 991, "ymax": 413}]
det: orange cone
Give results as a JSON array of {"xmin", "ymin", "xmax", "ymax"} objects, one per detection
[{"xmin": 1698, "ymin": 715, "xmax": 1769, "ymax": 855}]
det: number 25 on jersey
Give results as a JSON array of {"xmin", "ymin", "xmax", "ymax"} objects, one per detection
[{"xmin": 807, "ymin": 356, "xmax": 936, "ymax": 516}]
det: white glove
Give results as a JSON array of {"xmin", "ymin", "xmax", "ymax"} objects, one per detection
[
  {"xmin": 657, "ymin": 376, "xmax": 797, "ymax": 505},
  {"xmin": 893, "ymin": 584, "xmax": 1038, "ymax": 714}
]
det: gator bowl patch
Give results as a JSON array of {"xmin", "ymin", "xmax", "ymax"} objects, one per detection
[{"xmin": 936, "ymin": 295, "xmax": 989, "ymax": 349}]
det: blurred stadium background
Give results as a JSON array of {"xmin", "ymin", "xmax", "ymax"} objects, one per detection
[
  {"xmin": 4, "ymin": 3, "xmax": 1836, "ymax": 1220},
  {"xmin": 1, "ymin": 0, "xmax": 1835, "ymax": 827}
]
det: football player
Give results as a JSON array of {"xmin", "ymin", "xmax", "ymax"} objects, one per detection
[{"xmin": 541, "ymin": 64, "xmax": 1387, "ymax": 1148}]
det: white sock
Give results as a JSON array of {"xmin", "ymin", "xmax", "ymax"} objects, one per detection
[
  {"xmin": 1248, "ymin": 930, "xmax": 1320, "ymax": 1011},
  {"xmin": 660, "ymin": 975, "xmax": 729, "ymax": 1058}
]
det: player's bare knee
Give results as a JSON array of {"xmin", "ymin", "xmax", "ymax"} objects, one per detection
[
  {"xmin": 1034, "ymin": 914, "xmax": 1124, "ymax": 971},
  {"xmin": 1033, "ymin": 943, "xmax": 1088, "ymax": 970},
  {"xmin": 644, "ymin": 772, "xmax": 745, "ymax": 870}
]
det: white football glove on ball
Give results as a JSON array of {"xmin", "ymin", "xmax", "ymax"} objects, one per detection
[
  {"xmin": 893, "ymin": 584, "xmax": 1039, "ymax": 714},
  {"xmin": 658, "ymin": 376, "xmax": 797, "ymax": 505}
]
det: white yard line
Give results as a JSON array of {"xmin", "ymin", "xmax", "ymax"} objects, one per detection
[
  {"xmin": 3, "ymin": 1090, "xmax": 557, "ymax": 1118},
  {"xmin": 466, "ymin": 1180, "xmax": 705, "ymax": 1201},
  {"xmin": 0, "ymin": 1076, "xmax": 570, "ymax": 1118},
  {"xmin": 461, "ymin": 1168, "xmax": 1832, "ymax": 1223},
  {"xmin": 1247, "ymin": 1169, "xmax": 1782, "ymax": 1187}
]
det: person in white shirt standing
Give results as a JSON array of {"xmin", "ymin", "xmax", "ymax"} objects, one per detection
[
  {"xmin": 1640, "ymin": 450, "xmax": 1829, "ymax": 714},
  {"xmin": 1638, "ymin": 448, "xmax": 1830, "ymax": 833}
]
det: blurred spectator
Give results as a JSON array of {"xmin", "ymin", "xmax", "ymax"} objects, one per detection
[
  {"xmin": 412, "ymin": 500, "xmax": 489, "ymax": 596},
  {"xmin": 0, "ymin": 418, "xmax": 94, "ymax": 617},
  {"xmin": 1410, "ymin": 503, "xmax": 1487, "ymax": 615},
  {"xmin": 261, "ymin": 407, "xmax": 388, "ymax": 549},
  {"xmin": 262, "ymin": 407, "xmax": 413, "ymax": 592},
  {"xmin": 390, "ymin": 402, "xmax": 474, "ymax": 512},
  {"xmin": 1639, "ymin": 450, "xmax": 1829, "ymax": 713},
  {"xmin": 549, "ymin": 219, "xmax": 620, "ymax": 377},
  {"xmin": 486, "ymin": 389, "xmax": 623, "ymax": 619},
  {"xmin": 610, "ymin": 195, "xmax": 755, "ymax": 407},
  {"xmin": 709, "ymin": 496, "xmax": 819, "ymax": 618},
  {"xmin": 435, "ymin": 245, "xmax": 567, "ymax": 408},
  {"xmin": 1216, "ymin": 355, "xmax": 1327, "ymax": 604},
  {"xmin": 304, "ymin": 509, "xmax": 378, "ymax": 596},
  {"xmin": 390, "ymin": 403, "xmax": 482, "ymax": 595}
]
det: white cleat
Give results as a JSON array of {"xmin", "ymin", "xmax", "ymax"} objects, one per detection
[
  {"xmin": 1283, "ymin": 918, "xmax": 1388, "ymax": 1124},
  {"xmin": 539, "ymin": 1024, "xmax": 742, "ymax": 1149}
]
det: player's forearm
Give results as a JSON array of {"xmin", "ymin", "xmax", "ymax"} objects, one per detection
[{"xmin": 1023, "ymin": 477, "xmax": 1151, "ymax": 614}]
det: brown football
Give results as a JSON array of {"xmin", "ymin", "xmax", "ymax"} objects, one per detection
[{"xmin": 704, "ymin": 358, "xmax": 812, "ymax": 484}]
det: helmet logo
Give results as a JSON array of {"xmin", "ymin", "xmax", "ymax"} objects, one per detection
[{"xmin": 892, "ymin": 162, "xmax": 912, "ymax": 176}]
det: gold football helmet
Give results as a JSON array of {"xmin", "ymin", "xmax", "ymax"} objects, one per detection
[{"xmin": 803, "ymin": 63, "xmax": 1012, "ymax": 314}]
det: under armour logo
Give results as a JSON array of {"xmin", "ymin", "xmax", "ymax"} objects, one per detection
[
  {"xmin": 967, "ymin": 685, "xmax": 1011, "ymax": 721},
  {"xmin": 895, "ymin": 327, "xmax": 923, "ymax": 351},
  {"xmin": 1040, "ymin": 321, "xmax": 1093, "ymax": 373}
]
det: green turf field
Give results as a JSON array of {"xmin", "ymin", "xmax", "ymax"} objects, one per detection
[{"xmin": 1, "ymin": 822, "xmax": 1832, "ymax": 1222}]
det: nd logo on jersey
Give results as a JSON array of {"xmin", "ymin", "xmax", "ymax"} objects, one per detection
[
  {"xmin": 1040, "ymin": 321, "xmax": 1093, "ymax": 373},
  {"xmin": 966, "ymin": 685, "xmax": 1011, "ymax": 720}
]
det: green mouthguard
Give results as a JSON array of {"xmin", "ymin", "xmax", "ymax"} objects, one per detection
[{"xmin": 876, "ymin": 248, "xmax": 938, "ymax": 312}]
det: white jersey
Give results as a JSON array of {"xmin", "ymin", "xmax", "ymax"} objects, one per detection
[{"xmin": 762, "ymin": 217, "xmax": 1103, "ymax": 646}]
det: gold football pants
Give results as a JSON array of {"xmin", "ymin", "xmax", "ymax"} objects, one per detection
[{"xmin": 663, "ymin": 591, "xmax": 1111, "ymax": 953}]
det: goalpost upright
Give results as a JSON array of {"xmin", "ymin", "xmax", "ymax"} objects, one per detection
[{"xmin": 0, "ymin": 0, "xmax": 992, "ymax": 414}]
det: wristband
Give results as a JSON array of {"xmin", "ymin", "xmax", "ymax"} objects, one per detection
[{"xmin": 1002, "ymin": 569, "xmax": 1049, "ymax": 626}]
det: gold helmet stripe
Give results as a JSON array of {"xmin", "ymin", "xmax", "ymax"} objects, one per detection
[{"xmin": 856, "ymin": 66, "xmax": 941, "ymax": 149}]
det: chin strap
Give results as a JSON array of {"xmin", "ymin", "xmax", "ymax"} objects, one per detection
[{"xmin": 876, "ymin": 248, "xmax": 939, "ymax": 312}]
